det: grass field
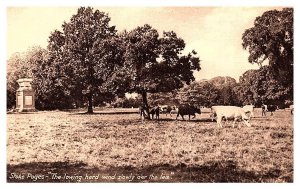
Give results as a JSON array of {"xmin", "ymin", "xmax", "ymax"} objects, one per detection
[{"xmin": 6, "ymin": 108, "xmax": 293, "ymax": 183}]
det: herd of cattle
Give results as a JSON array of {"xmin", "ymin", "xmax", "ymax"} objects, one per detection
[{"xmin": 139, "ymin": 104, "xmax": 294, "ymax": 128}]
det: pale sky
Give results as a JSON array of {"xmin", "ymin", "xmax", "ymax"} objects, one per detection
[{"xmin": 7, "ymin": 7, "xmax": 282, "ymax": 81}]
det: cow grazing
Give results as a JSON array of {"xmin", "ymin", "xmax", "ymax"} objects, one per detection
[
  {"xmin": 261, "ymin": 104, "xmax": 267, "ymax": 116},
  {"xmin": 139, "ymin": 105, "xmax": 160, "ymax": 120},
  {"xmin": 176, "ymin": 104, "xmax": 201, "ymax": 121},
  {"xmin": 267, "ymin": 105, "xmax": 278, "ymax": 116},
  {"xmin": 212, "ymin": 106, "xmax": 251, "ymax": 128},
  {"xmin": 139, "ymin": 105, "xmax": 146, "ymax": 119},
  {"xmin": 242, "ymin": 105, "xmax": 255, "ymax": 119},
  {"xmin": 149, "ymin": 106, "xmax": 160, "ymax": 120}
]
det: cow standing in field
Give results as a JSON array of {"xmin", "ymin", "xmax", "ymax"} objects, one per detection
[
  {"xmin": 212, "ymin": 106, "xmax": 251, "ymax": 128},
  {"xmin": 242, "ymin": 105, "xmax": 255, "ymax": 119},
  {"xmin": 176, "ymin": 104, "xmax": 201, "ymax": 121},
  {"xmin": 149, "ymin": 106, "xmax": 160, "ymax": 120},
  {"xmin": 160, "ymin": 105, "xmax": 175, "ymax": 117},
  {"xmin": 267, "ymin": 105, "xmax": 278, "ymax": 116},
  {"xmin": 139, "ymin": 105, "xmax": 145, "ymax": 119},
  {"xmin": 139, "ymin": 105, "xmax": 160, "ymax": 120},
  {"xmin": 261, "ymin": 104, "xmax": 267, "ymax": 116}
]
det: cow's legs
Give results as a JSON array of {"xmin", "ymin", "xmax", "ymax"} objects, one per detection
[
  {"xmin": 222, "ymin": 117, "xmax": 227, "ymax": 127},
  {"xmin": 217, "ymin": 117, "xmax": 222, "ymax": 128},
  {"xmin": 182, "ymin": 115, "xmax": 185, "ymax": 120},
  {"xmin": 176, "ymin": 112, "xmax": 179, "ymax": 120},
  {"xmin": 188, "ymin": 115, "xmax": 190, "ymax": 121},
  {"xmin": 243, "ymin": 119, "xmax": 251, "ymax": 127},
  {"xmin": 140, "ymin": 111, "xmax": 144, "ymax": 120},
  {"xmin": 232, "ymin": 118, "xmax": 237, "ymax": 128}
]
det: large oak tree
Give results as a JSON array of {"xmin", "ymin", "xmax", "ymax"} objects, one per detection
[
  {"xmin": 121, "ymin": 24, "xmax": 201, "ymax": 118},
  {"xmin": 46, "ymin": 7, "xmax": 124, "ymax": 113},
  {"xmin": 242, "ymin": 8, "xmax": 293, "ymax": 103}
]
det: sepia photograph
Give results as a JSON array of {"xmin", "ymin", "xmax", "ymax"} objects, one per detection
[{"xmin": 5, "ymin": 3, "xmax": 294, "ymax": 184}]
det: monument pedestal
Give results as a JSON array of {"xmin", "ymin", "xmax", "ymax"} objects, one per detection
[{"xmin": 15, "ymin": 78, "xmax": 36, "ymax": 112}]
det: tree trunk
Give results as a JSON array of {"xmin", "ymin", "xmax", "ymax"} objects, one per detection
[
  {"xmin": 141, "ymin": 91, "xmax": 150, "ymax": 119},
  {"xmin": 87, "ymin": 94, "xmax": 94, "ymax": 114}
]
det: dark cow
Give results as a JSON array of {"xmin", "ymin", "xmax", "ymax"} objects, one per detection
[
  {"xmin": 139, "ymin": 105, "xmax": 160, "ymax": 120},
  {"xmin": 267, "ymin": 105, "xmax": 278, "ymax": 116},
  {"xmin": 176, "ymin": 104, "xmax": 201, "ymax": 121},
  {"xmin": 139, "ymin": 105, "xmax": 146, "ymax": 118},
  {"xmin": 149, "ymin": 106, "xmax": 160, "ymax": 120}
]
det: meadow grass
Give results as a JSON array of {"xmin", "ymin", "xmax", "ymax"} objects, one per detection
[{"xmin": 7, "ymin": 108, "xmax": 293, "ymax": 182}]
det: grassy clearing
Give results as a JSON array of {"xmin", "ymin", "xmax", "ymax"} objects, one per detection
[{"xmin": 7, "ymin": 108, "xmax": 293, "ymax": 182}]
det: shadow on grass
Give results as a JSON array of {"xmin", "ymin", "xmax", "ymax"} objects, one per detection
[
  {"xmin": 72, "ymin": 112, "xmax": 139, "ymax": 115},
  {"xmin": 175, "ymin": 118, "xmax": 215, "ymax": 122},
  {"xmin": 7, "ymin": 160, "xmax": 292, "ymax": 183},
  {"xmin": 135, "ymin": 118, "xmax": 215, "ymax": 122}
]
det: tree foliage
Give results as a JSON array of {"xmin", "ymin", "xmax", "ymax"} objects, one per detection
[
  {"xmin": 7, "ymin": 52, "xmax": 26, "ymax": 110},
  {"xmin": 7, "ymin": 47, "xmax": 49, "ymax": 110},
  {"xmin": 176, "ymin": 76, "xmax": 237, "ymax": 107},
  {"xmin": 148, "ymin": 92, "xmax": 179, "ymax": 106},
  {"xmin": 242, "ymin": 8, "xmax": 293, "ymax": 68},
  {"xmin": 242, "ymin": 8, "xmax": 293, "ymax": 104},
  {"xmin": 233, "ymin": 66, "xmax": 292, "ymax": 107},
  {"xmin": 111, "ymin": 96, "xmax": 142, "ymax": 108},
  {"xmin": 176, "ymin": 81, "xmax": 219, "ymax": 107},
  {"xmin": 122, "ymin": 24, "xmax": 201, "ymax": 118},
  {"xmin": 45, "ymin": 7, "xmax": 125, "ymax": 113}
]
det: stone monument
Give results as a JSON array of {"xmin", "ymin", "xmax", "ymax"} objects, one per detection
[{"xmin": 16, "ymin": 78, "xmax": 35, "ymax": 112}]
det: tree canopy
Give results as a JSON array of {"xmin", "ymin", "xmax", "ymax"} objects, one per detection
[
  {"xmin": 176, "ymin": 76, "xmax": 237, "ymax": 107},
  {"xmin": 242, "ymin": 8, "xmax": 293, "ymax": 69},
  {"xmin": 7, "ymin": 8, "xmax": 201, "ymax": 114},
  {"xmin": 45, "ymin": 7, "xmax": 125, "ymax": 113},
  {"xmin": 241, "ymin": 8, "xmax": 293, "ymax": 106},
  {"xmin": 233, "ymin": 66, "xmax": 292, "ymax": 107},
  {"xmin": 121, "ymin": 24, "xmax": 201, "ymax": 118}
]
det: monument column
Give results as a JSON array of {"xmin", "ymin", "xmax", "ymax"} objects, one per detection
[{"xmin": 16, "ymin": 78, "xmax": 36, "ymax": 112}]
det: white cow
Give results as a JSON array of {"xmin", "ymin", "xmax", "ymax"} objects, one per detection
[
  {"xmin": 212, "ymin": 106, "xmax": 251, "ymax": 128},
  {"xmin": 160, "ymin": 105, "xmax": 173, "ymax": 117},
  {"xmin": 242, "ymin": 105, "xmax": 255, "ymax": 119}
]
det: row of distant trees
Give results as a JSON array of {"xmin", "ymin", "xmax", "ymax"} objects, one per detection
[
  {"xmin": 7, "ymin": 7, "xmax": 293, "ymax": 116},
  {"xmin": 112, "ymin": 71, "xmax": 293, "ymax": 109}
]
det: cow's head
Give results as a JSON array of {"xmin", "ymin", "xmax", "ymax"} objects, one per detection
[
  {"xmin": 242, "ymin": 115, "xmax": 251, "ymax": 127},
  {"xmin": 243, "ymin": 119, "xmax": 251, "ymax": 127}
]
